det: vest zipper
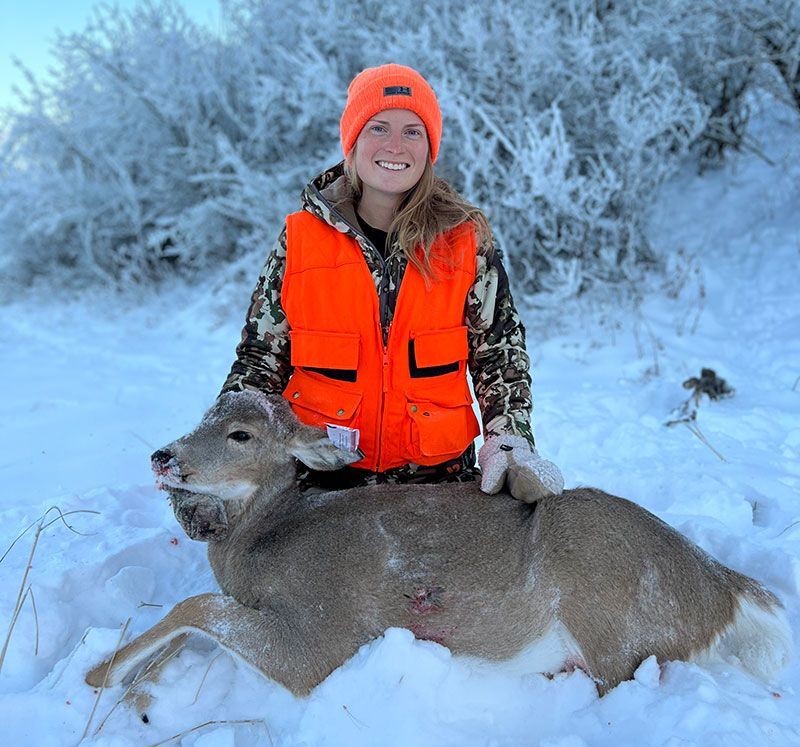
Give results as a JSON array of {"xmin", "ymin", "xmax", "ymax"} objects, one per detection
[
  {"xmin": 309, "ymin": 186, "xmax": 396, "ymax": 472},
  {"xmin": 374, "ymin": 320, "xmax": 392, "ymax": 471}
]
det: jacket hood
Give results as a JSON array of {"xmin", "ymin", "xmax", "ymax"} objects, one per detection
[{"xmin": 300, "ymin": 161, "xmax": 361, "ymax": 237}]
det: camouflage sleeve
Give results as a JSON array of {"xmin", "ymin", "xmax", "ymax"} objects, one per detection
[
  {"xmin": 220, "ymin": 227, "xmax": 292, "ymax": 396},
  {"xmin": 466, "ymin": 240, "xmax": 535, "ymax": 447}
]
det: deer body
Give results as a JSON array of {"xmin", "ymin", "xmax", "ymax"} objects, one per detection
[{"xmin": 86, "ymin": 391, "xmax": 792, "ymax": 697}]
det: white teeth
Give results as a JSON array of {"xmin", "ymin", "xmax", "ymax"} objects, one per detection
[{"xmin": 377, "ymin": 161, "xmax": 408, "ymax": 171}]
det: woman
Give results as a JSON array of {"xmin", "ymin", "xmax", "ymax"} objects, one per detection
[{"xmin": 222, "ymin": 64, "xmax": 563, "ymax": 501}]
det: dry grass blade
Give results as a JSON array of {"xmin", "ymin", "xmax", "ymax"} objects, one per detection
[
  {"xmin": 664, "ymin": 400, "xmax": 695, "ymax": 429},
  {"xmin": 93, "ymin": 632, "xmax": 188, "ymax": 734},
  {"xmin": 82, "ymin": 617, "xmax": 131, "ymax": 741},
  {"xmin": 0, "ymin": 507, "xmax": 99, "ymax": 675},
  {"xmin": 777, "ymin": 520, "xmax": 800, "ymax": 537},
  {"xmin": 684, "ymin": 422, "xmax": 728, "ymax": 463},
  {"xmin": 1, "ymin": 507, "xmax": 99, "ymax": 564},
  {"xmin": 27, "ymin": 587, "xmax": 39, "ymax": 656},
  {"xmin": 39, "ymin": 505, "xmax": 100, "ymax": 535},
  {"xmin": 192, "ymin": 652, "xmax": 223, "ymax": 704},
  {"xmin": 0, "ymin": 518, "xmax": 41, "ymax": 566},
  {"xmin": 0, "ymin": 529, "xmax": 42, "ymax": 674},
  {"xmin": 343, "ymin": 704, "xmax": 369, "ymax": 728},
  {"xmin": 0, "ymin": 584, "xmax": 37, "ymax": 671},
  {"xmin": 147, "ymin": 718, "xmax": 273, "ymax": 747}
]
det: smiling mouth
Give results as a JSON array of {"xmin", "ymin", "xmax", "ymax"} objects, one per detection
[{"xmin": 376, "ymin": 161, "xmax": 409, "ymax": 171}]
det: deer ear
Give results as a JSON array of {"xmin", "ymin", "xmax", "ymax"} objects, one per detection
[{"xmin": 288, "ymin": 425, "xmax": 363, "ymax": 471}]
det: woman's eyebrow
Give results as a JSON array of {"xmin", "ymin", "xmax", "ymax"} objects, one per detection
[{"xmin": 368, "ymin": 117, "xmax": 426, "ymax": 129}]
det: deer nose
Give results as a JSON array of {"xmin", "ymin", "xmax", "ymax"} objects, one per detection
[{"xmin": 151, "ymin": 449, "xmax": 174, "ymax": 469}]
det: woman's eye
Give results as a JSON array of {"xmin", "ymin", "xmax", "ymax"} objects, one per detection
[
  {"xmin": 405, "ymin": 129, "xmax": 421, "ymax": 137},
  {"xmin": 228, "ymin": 431, "xmax": 252, "ymax": 442},
  {"xmin": 370, "ymin": 125, "xmax": 386, "ymax": 134}
]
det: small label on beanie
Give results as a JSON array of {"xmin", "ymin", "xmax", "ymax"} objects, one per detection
[{"xmin": 384, "ymin": 85, "xmax": 412, "ymax": 97}]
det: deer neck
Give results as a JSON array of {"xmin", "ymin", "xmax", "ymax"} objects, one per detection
[
  {"xmin": 207, "ymin": 468, "xmax": 303, "ymax": 590},
  {"xmin": 221, "ymin": 464, "xmax": 301, "ymax": 536}
]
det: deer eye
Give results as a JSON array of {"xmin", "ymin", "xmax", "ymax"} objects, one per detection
[{"xmin": 228, "ymin": 430, "xmax": 252, "ymax": 442}]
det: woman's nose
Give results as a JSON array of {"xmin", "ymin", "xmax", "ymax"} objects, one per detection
[{"xmin": 385, "ymin": 131, "xmax": 404, "ymax": 152}]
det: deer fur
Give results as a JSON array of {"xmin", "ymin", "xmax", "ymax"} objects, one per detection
[{"xmin": 86, "ymin": 390, "xmax": 792, "ymax": 698}]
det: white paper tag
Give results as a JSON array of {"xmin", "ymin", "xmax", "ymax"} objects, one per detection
[{"xmin": 325, "ymin": 423, "xmax": 360, "ymax": 453}]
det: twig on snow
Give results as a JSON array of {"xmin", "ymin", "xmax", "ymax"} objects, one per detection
[
  {"xmin": 93, "ymin": 631, "xmax": 188, "ymax": 733},
  {"xmin": 82, "ymin": 617, "xmax": 131, "ymax": 741},
  {"xmin": 193, "ymin": 652, "xmax": 224, "ymax": 704},
  {"xmin": 0, "ymin": 507, "xmax": 98, "ymax": 675},
  {"xmin": 683, "ymin": 421, "xmax": 728, "ymax": 463},
  {"xmin": 146, "ymin": 718, "xmax": 274, "ymax": 747},
  {"xmin": 0, "ymin": 506, "xmax": 99, "ymax": 565},
  {"xmin": 665, "ymin": 369, "xmax": 732, "ymax": 462},
  {"xmin": 777, "ymin": 520, "xmax": 800, "ymax": 537}
]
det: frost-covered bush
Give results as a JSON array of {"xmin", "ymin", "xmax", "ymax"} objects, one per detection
[
  {"xmin": 0, "ymin": 0, "xmax": 795, "ymax": 293},
  {"xmin": 729, "ymin": 0, "xmax": 800, "ymax": 112},
  {"xmin": 1, "ymin": 3, "xmax": 235, "ymax": 283},
  {"xmin": 428, "ymin": 1, "xmax": 709, "ymax": 294}
]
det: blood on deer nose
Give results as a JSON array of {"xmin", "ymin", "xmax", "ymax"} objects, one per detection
[{"xmin": 151, "ymin": 449, "xmax": 174, "ymax": 470}]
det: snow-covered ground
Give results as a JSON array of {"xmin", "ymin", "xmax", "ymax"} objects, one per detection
[{"xmin": 1, "ymin": 100, "xmax": 798, "ymax": 746}]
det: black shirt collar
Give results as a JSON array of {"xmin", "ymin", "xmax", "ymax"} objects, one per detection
[{"xmin": 356, "ymin": 212, "xmax": 388, "ymax": 258}]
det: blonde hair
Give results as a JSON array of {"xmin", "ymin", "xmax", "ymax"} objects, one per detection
[{"xmin": 344, "ymin": 150, "xmax": 492, "ymax": 282}]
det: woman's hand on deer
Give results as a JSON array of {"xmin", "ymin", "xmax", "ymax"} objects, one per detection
[{"xmin": 478, "ymin": 435, "xmax": 564, "ymax": 503}]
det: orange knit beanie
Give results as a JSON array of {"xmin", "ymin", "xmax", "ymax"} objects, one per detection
[{"xmin": 340, "ymin": 64, "xmax": 442, "ymax": 163}]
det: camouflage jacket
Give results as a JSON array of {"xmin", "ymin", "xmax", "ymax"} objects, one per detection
[{"xmin": 221, "ymin": 162, "xmax": 534, "ymax": 483}]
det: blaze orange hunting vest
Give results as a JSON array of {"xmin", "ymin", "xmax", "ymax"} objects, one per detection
[{"xmin": 281, "ymin": 211, "xmax": 480, "ymax": 471}]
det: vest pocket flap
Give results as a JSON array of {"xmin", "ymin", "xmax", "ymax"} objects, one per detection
[
  {"xmin": 405, "ymin": 399, "xmax": 481, "ymax": 458},
  {"xmin": 290, "ymin": 330, "xmax": 360, "ymax": 369},
  {"xmin": 411, "ymin": 326, "xmax": 468, "ymax": 368},
  {"xmin": 407, "ymin": 378, "xmax": 473, "ymax": 408},
  {"xmin": 284, "ymin": 369, "xmax": 363, "ymax": 420}
]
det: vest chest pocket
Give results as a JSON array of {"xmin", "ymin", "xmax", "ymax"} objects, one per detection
[
  {"xmin": 290, "ymin": 329, "xmax": 360, "ymax": 382},
  {"xmin": 283, "ymin": 368, "xmax": 363, "ymax": 431},
  {"xmin": 409, "ymin": 326, "xmax": 469, "ymax": 378}
]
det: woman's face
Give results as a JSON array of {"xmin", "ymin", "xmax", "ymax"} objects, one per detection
[{"xmin": 351, "ymin": 108, "xmax": 429, "ymax": 204}]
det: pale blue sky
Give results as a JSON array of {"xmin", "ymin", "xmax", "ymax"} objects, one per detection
[{"xmin": 0, "ymin": 0, "xmax": 221, "ymax": 111}]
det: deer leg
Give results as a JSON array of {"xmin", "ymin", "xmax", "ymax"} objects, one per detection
[
  {"xmin": 86, "ymin": 593, "xmax": 330, "ymax": 696},
  {"xmin": 121, "ymin": 632, "xmax": 189, "ymax": 721}
]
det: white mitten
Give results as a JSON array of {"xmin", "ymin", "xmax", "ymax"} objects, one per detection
[{"xmin": 478, "ymin": 434, "xmax": 564, "ymax": 503}]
